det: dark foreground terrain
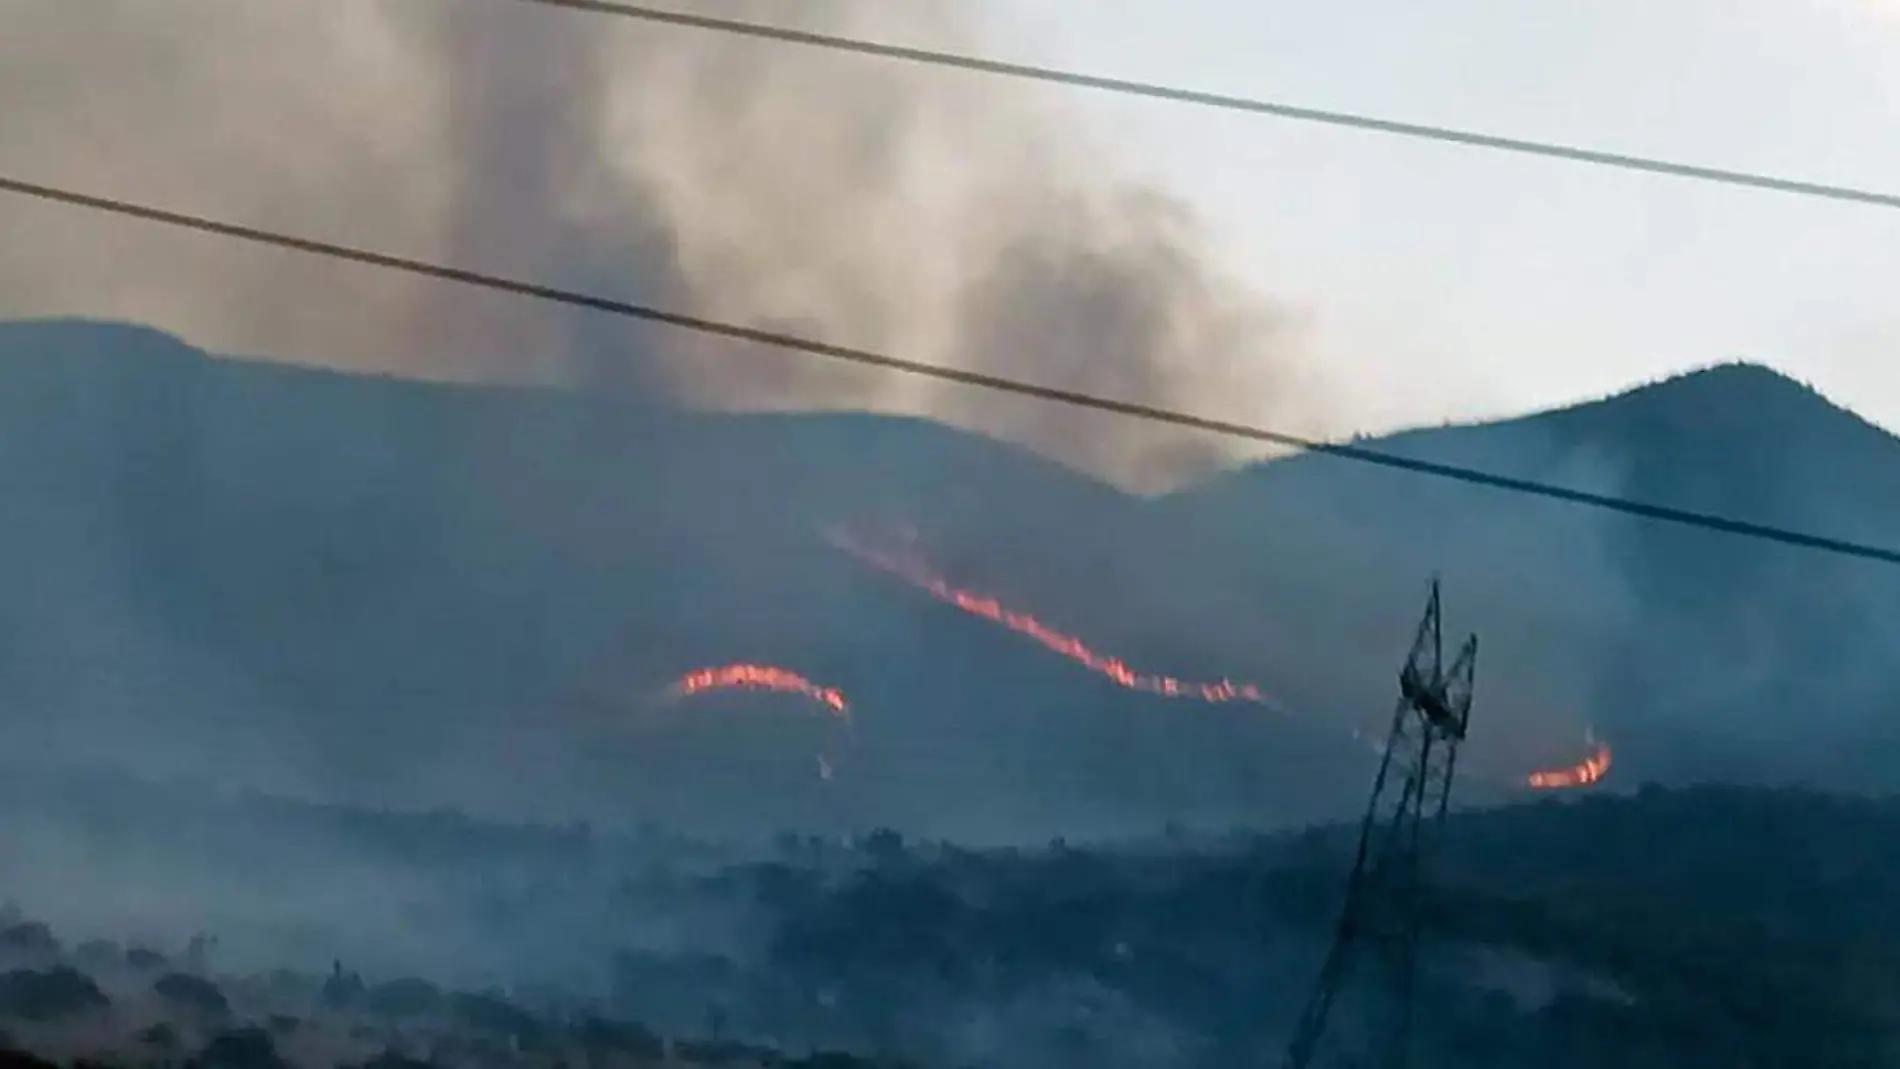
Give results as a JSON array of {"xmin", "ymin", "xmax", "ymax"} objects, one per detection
[{"xmin": 0, "ymin": 769, "xmax": 1893, "ymax": 1068}]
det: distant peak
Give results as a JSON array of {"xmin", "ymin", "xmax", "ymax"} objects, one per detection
[
  {"xmin": 1567, "ymin": 359, "xmax": 1856, "ymax": 423},
  {"xmin": 1630, "ymin": 360, "xmax": 1814, "ymax": 396},
  {"xmin": 1531, "ymin": 358, "xmax": 1900, "ymax": 463}
]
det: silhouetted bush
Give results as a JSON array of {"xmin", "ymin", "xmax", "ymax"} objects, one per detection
[
  {"xmin": 789, "ymin": 1053, "xmax": 883, "ymax": 1069},
  {"xmin": 0, "ymin": 968, "xmax": 108, "ymax": 1022},
  {"xmin": 154, "ymin": 972, "xmax": 230, "ymax": 1022},
  {"xmin": 0, "ymin": 927, "xmax": 58, "ymax": 968},
  {"xmin": 573, "ymin": 1015, "xmax": 664, "ymax": 1061},
  {"xmin": 321, "ymin": 962, "xmax": 366, "ymax": 1011},
  {"xmin": 863, "ymin": 829, "xmax": 905, "ymax": 868},
  {"xmin": 196, "ymin": 1027, "xmax": 286, "ymax": 1069},
  {"xmin": 356, "ymin": 1051, "xmax": 439, "ymax": 1069},
  {"xmin": 139, "ymin": 1022, "xmax": 181, "ymax": 1052},
  {"xmin": 676, "ymin": 1038, "xmax": 783, "ymax": 1065},
  {"xmin": 0, "ymin": 1047, "xmax": 59, "ymax": 1069},
  {"xmin": 447, "ymin": 991, "xmax": 542, "ymax": 1045}
]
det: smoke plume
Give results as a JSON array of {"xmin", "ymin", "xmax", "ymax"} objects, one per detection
[{"xmin": 0, "ymin": 0, "xmax": 1328, "ymax": 488}]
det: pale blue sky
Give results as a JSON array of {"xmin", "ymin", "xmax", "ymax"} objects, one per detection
[{"xmin": 972, "ymin": 0, "xmax": 1900, "ymax": 434}]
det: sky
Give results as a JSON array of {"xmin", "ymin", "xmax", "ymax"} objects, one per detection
[
  {"xmin": 1, "ymin": 0, "xmax": 1895, "ymax": 464},
  {"xmin": 976, "ymin": 0, "xmax": 1900, "ymax": 433}
]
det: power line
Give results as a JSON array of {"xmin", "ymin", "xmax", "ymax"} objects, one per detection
[
  {"xmin": 511, "ymin": 0, "xmax": 1900, "ymax": 213},
  {"xmin": 4, "ymin": 171, "xmax": 1898, "ymax": 567}
]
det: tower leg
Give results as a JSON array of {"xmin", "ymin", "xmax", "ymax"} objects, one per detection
[{"xmin": 1279, "ymin": 581, "xmax": 1477, "ymax": 1069}]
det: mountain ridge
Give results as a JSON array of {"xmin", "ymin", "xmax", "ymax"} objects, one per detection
[{"xmin": 3, "ymin": 319, "xmax": 1897, "ymax": 838}]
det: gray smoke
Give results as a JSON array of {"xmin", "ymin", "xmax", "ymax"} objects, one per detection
[{"xmin": 0, "ymin": 0, "xmax": 1330, "ymax": 488}]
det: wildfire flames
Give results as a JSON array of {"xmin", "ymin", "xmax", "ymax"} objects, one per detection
[
  {"xmin": 668, "ymin": 664, "xmax": 851, "ymax": 721},
  {"xmin": 663, "ymin": 665, "xmax": 852, "ymax": 785},
  {"xmin": 829, "ymin": 523, "xmax": 1612, "ymax": 792},
  {"xmin": 826, "ymin": 527, "xmax": 1280, "ymax": 708},
  {"xmin": 1524, "ymin": 740, "xmax": 1614, "ymax": 790}
]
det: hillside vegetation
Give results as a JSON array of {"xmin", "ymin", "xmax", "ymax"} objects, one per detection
[{"xmin": 0, "ymin": 770, "xmax": 1893, "ymax": 1067}]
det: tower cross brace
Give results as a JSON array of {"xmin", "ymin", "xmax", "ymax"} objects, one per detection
[{"xmin": 1281, "ymin": 579, "xmax": 1478, "ymax": 1069}]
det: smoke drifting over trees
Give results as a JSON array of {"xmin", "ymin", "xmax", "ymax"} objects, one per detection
[
  {"xmin": 0, "ymin": 0, "xmax": 1332, "ymax": 489},
  {"xmin": 0, "ymin": 770, "xmax": 1894, "ymax": 1069}
]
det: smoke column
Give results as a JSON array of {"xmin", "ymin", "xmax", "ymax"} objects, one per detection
[{"xmin": 0, "ymin": 0, "xmax": 1334, "ymax": 489}]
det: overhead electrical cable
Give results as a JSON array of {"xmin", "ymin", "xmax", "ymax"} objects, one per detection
[
  {"xmin": 3, "ymin": 172, "xmax": 1897, "ymax": 566},
  {"xmin": 509, "ymin": 0, "xmax": 1900, "ymax": 212}
]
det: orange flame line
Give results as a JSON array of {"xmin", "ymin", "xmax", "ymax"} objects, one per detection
[
  {"xmin": 832, "ymin": 524, "xmax": 1613, "ymax": 792},
  {"xmin": 827, "ymin": 527, "xmax": 1278, "ymax": 707},
  {"xmin": 1524, "ymin": 742, "xmax": 1613, "ymax": 790},
  {"xmin": 668, "ymin": 664, "xmax": 851, "ymax": 721}
]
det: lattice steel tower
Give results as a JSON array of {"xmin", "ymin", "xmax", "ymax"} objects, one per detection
[{"xmin": 1281, "ymin": 579, "xmax": 1478, "ymax": 1069}]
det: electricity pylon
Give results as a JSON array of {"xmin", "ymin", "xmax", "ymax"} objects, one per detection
[{"xmin": 1282, "ymin": 578, "xmax": 1477, "ymax": 1069}]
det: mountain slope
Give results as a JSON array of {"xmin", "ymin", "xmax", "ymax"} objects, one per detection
[
  {"xmin": 4, "ymin": 319, "xmax": 1898, "ymax": 837},
  {"xmin": 0, "ymin": 320, "xmax": 1362, "ymax": 841},
  {"xmin": 1164, "ymin": 361, "xmax": 1900, "ymax": 790}
]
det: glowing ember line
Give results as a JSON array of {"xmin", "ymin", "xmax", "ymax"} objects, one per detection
[
  {"xmin": 1525, "ymin": 741, "xmax": 1613, "ymax": 790},
  {"xmin": 669, "ymin": 664, "xmax": 851, "ymax": 721},
  {"xmin": 833, "ymin": 525, "xmax": 1613, "ymax": 791},
  {"xmin": 828, "ymin": 527, "xmax": 1275, "ymax": 707}
]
